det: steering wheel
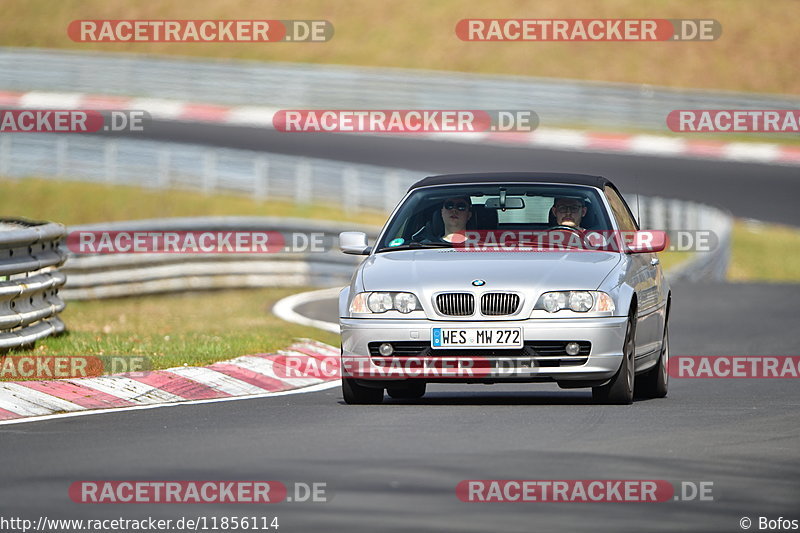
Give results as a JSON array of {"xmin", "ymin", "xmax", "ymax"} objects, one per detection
[
  {"xmin": 549, "ymin": 224, "xmax": 584, "ymax": 236},
  {"xmin": 547, "ymin": 225, "xmax": 587, "ymax": 248}
]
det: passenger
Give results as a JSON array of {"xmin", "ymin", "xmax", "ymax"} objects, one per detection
[{"xmin": 441, "ymin": 196, "xmax": 472, "ymax": 243}]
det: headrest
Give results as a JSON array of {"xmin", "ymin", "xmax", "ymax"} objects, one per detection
[{"xmin": 471, "ymin": 204, "xmax": 498, "ymax": 230}]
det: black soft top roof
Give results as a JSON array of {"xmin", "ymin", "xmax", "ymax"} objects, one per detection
[{"xmin": 408, "ymin": 172, "xmax": 612, "ymax": 191}]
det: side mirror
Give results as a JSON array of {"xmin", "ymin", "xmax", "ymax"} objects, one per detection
[
  {"xmin": 623, "ymin": 230, "xmax": 668, "ymax": 253},
  {"xmin": 339, "ymin": 231, "xmax": 371, "ymax": 255}
]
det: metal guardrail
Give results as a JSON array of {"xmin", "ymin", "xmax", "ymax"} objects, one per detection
[
  {"xmin": 636, "ymin": 195, "xmax": 733, "ymax": 281},
  {"xmin": 0, "ymin": 218, "xmax": 67, "ymax": 350},
  {"xmin": 61, "ymin": 217, "xmax": 379, "ymax": 300},
  {"xmin": 60, "ymin": 201, "xmax": 731, "ymax": 300},
  {"xmin": 1, "ymin": 134, "xmax": 416, "ymax": 214},
  {"xmin": 1, "ymin": 47, "xmax": 799, "ymax": 132}
]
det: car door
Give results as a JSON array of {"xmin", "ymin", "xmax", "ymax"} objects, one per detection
[{"xmin": 603, "ymin": 185, "xmax": 663, "ymax": 363}]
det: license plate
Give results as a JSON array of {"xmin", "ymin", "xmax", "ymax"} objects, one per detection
[{"xmin": 431, "ymin": 328, "xmax": 523, "ymax": 349}]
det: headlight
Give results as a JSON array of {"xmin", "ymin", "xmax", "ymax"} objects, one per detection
[
  {"xmin": 542, "ymin": 292, "xmax": 567, "ymax": 313},
  {"xmin": 536, "ymin": 291, "xmax": 615, "ymax": 313},
  {"xmin": 569, "ymin": 291, "xmax": 593, "ymax": 312},
  {"xmin": 368, "ymin": 292, "xmax": 393, "ymax": 313},
  {"xmin": 394, "ymin": 292, "xmax": 419, "ymax": 313},
  {"xmin": 350, "ymin": 292, "xmax": 422, "ymax": 314}
]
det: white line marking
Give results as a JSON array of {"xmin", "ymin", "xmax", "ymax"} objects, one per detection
[
  {"xmin": 530, "ymin": 128, "xmax": 590, "ymax": 148},
  {"xmin": 0, "ymin": 381, "xmax": 340, "ymax": 427},
  {"xmin": 226, "ymin": 106, "xmax": 278, "ymax": 126},
  {"xmin": 19, "ymin": 91, "xmax": 84, "ymax": 109},
  {"xmin": 629, "ymin": 135, "xmax": 688, "ymax": 155},
  {"xmin": 272, "ymin": 287, "xmax": 342, "ymax": 333},
  {"xmin": 128, "ymin": 98, "xmax": 185, "ymax": 119},
  {"xmin": 723, "ymin": 142, "xmax": 781, "ymax": 161}
]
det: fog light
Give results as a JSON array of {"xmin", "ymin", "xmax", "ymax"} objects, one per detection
[
  {"xmin": 378, "ymin": 343, "xmax": 394, "ymax": 356},
  {"xmin": 565, "ymin": 342, "xmax": 581, "ymax": 356}
]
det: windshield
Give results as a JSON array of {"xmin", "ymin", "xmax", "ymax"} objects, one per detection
[{"xmin": 376, "ymin": 183, "xmax": 613, "ymax": 252}]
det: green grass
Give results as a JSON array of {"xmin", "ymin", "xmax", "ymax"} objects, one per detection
[
  {"xmin": 2, "ymin": 0, "xmax": 799, "ymax": 95},
  {"xmin": 0, "ymin": 177, "xmax": 387, "ymax": 226},
  {"xmin": 3, "ymin": 288, "xmax": 340, "ymax": 379},
  {"xmin": 0, "ymin": 177, "xmax": 360, "ymax": 378},
  {"xmin": 728, "ymin": 220, "xmax": 800, "ymax": 283},
  {"xmin": 657, "ymin": 250, "xmax": 691, "ymax": 272}
]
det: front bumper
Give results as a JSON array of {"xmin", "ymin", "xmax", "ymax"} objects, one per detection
[{"xmin": 340, "ymin": 316, "xmax": 627, "ymax": 385}]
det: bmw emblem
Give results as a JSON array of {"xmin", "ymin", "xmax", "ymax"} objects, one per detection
[{"xmin": 472, "ymin": 279, "xmax": 486, "ymax": 287}]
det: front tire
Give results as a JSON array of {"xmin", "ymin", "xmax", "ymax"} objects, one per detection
[
  {"xmin": 593, "ymin": 311, "xmax": 636, "ymax": 405},
  {"xmin": 636, "ymin": 323, "xmax": 669, "ymax": 399},
  {"xmin": 342, "ymin": 377, "xmax": 384, "ymax": 404}
]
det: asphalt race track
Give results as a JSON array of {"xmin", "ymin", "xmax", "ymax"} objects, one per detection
[
  {"xmin": 113, "ymin": 121, "xmax": 800, "ymax": 226},
  {"xmin": 3, "ymin": 127, "xmax": 799, "ymax": 533}
]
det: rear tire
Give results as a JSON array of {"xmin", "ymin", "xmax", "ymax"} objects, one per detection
[
  {"xmin": 342, "ymin": 377, "xmax": 384, "ymax": 404},
  {"xmin": 387, "ymin": 382, "xmax": 426, "ymax": 400},
  {"xmin": 637, "ymin": 323, "xmax": 669, "ymax": 399},
  {"xmin": 593, "ymin": 311, "xmax": 636, "ymax": 405}
]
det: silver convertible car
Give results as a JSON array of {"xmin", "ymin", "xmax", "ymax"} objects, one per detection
[{"xmin": 338, "ymin": 173, "xmax": 670, "ymax": 405}]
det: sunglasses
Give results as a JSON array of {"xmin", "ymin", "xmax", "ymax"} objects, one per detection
[{"xmin": 443, "ymin": 201, "xmax": 469, "ymax": 211}]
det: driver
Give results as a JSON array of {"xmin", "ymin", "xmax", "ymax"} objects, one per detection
[
  {"xmin": 551, "ymin": 197, "xmax": 587, "ymax": 231},
  {"xmin": 441, "ymin": 196, "xmax": 472, "ymax": 243}
]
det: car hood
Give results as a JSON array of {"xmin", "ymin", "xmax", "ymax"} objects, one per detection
[{"xmin": 361, "ymin": 249, "xmax": 622, "ymax": 293}]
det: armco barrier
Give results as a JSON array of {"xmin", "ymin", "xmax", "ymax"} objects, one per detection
[
  {"xmin": 1, "ymin": 134, "xmax": 416, "ymax": 215},
  {"xmin": 1, "ymin": 47, "xmax": 798, "ymax": 132},
  {"xmin": 638, "ymin": 195, "xmax": 733, "ymax": 282},
  {"xmin": 0, "ymin": 218, "xmax": 67, "ymax": 350},
  {"xmin": 60, "ymin": 202, "xmax": 731, "ymax": 301},
  {"xmin": 60, "ymin": 217, "xmax": 379, "ymax": 300}
]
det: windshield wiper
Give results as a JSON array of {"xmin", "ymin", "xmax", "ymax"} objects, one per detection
[{"xmin": 376, "ymin": 242, "xmax": 452, "ymax": 253}]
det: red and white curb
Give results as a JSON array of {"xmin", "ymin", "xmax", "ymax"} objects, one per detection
[
  {"xmin": 1, "ymin": 90, "xmax": 799, "ymax": 166},
  {"xmin": 0, "ymin": 340, "xmax": 340, "ymax": 425}
]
